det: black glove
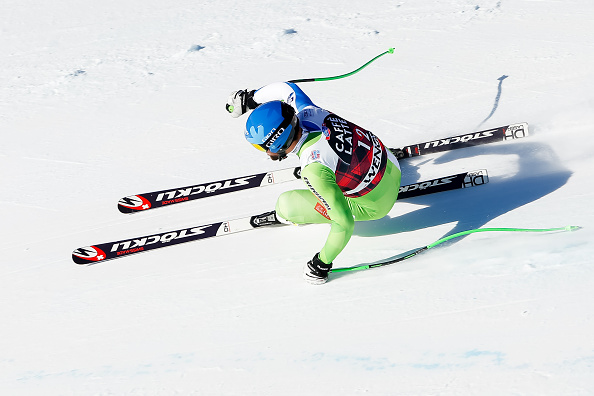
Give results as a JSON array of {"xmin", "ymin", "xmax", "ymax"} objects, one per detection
[{"xmin": 225, "ymin": 89, "xmax": 257, "ymax": 118}]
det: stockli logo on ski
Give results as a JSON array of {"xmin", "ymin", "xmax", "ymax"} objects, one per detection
[
  {"xmin": 72, "ymin": 223, "xmax": 224, "ymax": 264},
  {"xmin": 118, "ymin": 175, "xmax": 265, "ymax": 214},
  {"xmin": 394, "ymin": 122, "xmax": 529, "ymax": 159},
  {"xmin": 72, "ymin": 246, "xmax": 107, "ymax": 264}
]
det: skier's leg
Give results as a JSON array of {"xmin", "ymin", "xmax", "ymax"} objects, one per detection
[
  {"xmin": 276, "ymin": 159, "xmax": 401, "ymax": 224},
  {"xmin": 275, "ymin": 189, "xmax": 332, "ymax": 225},
  {"xmin": 348, "ymin": 159, "xmax": 401, "ymax": 221}
]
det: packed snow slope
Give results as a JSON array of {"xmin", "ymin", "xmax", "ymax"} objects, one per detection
[{"xmin": 1, "ymin": 0, "xmax": 594, "ymax": 394}]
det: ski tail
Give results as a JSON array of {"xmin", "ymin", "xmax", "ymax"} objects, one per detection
[
  {"xmin": 391, "ymin": 122, "xmax": 528, "ymax": 159},
  {"xmin": 398, "ymin": 169, "xmax": 488, "ymax": 199}
]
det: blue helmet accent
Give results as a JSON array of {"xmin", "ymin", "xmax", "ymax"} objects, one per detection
[{"xmin": 245, "ymin": 101, "xmax": 298, "ymax": 154}]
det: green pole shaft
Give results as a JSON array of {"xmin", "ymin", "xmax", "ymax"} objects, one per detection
[
  {"xmin": 330, "ymin": 226, "xmax": 581, "ymax": 274},
  {"xmin": 288, "ymin": 47, "xmax": 395, "ymax": 84}
]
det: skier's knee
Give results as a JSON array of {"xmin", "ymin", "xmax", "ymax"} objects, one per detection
[{"xmin": 275, "ymin": 191, "xmax": 294, "ymax": 222}]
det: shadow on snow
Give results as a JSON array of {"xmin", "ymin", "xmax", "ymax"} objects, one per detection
[{"xmin": 348, "ymin": 138, "xmax": 572, "ymax": 268}]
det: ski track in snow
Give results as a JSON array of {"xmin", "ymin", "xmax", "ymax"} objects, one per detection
[{"xmin": 1, "ymin": 0, "xmax": 594, "ymax": 395}]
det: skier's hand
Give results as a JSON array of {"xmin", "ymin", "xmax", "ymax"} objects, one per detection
[{"xmin": 225, "ymin": 89, "xmax": 256, "ymax": 118}]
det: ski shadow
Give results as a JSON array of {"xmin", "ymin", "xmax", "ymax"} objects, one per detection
[{"xmin": 352, "ymin": 139, "xmax": 573, "ymax": 253}]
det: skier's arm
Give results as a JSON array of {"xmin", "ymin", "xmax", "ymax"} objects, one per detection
[
  {"xmin": 226, "ymin": 82, "xmax": 316, "ymax": 117},
  {"xmin": 252, "ymin": 82, "xmax": 315, "ymax": 111},
  {"xmin": 301, "ymin": 162, "xmax": 354, "ymax": 264}
]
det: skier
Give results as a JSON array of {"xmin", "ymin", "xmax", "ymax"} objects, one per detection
[{"xmin": 226, "ymin": 82, "xmax": 401, "ymax": 284}]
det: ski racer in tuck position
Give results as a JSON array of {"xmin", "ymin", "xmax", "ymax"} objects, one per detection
[{"xmin": 226, "ymin": 82, "xmax": 401, "ymax": 284}]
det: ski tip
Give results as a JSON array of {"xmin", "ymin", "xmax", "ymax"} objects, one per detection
[
  {"xmin": 117, "ymin": 204, "xmax": 136, "ymax": 214},
  {"xmin": 72, "ymin": 254, "xmax": 90, "ymax": 265},
  {"xmin": 117, "ymin": 195, "xmax": 151, "ymax": 214},
  {"xmin": 566, "ymin": 225, "xmax": 582, "ymax": 232},
  {"xmin": 72, "ymin": 246, "xmax": 107, "ymax": 265}
]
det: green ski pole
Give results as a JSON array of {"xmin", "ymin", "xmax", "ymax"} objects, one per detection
[
  {"xmin": 331, "ymin": 226, "xmax": 582, "ymax": 274},
  {"xmin": 288, "ymin": 47, "xmax": 395, "ymax": 83}
]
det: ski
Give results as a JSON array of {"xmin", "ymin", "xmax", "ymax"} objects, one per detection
[
  {"xmin": 118, "ymin": 167, "xmax": 302, "ymax": 214},
  {"xmin": 74, "ymin": 169, "xmax": 488, "ymax": 264},
  {"xmin": 397, "ymin": 168, "xmax": 488, "ymax": 200},
  {"xmin": 117, "ymin": 123, "xmax": 526, "ymax": 214},
  {"xmin": 391, "ymin": 122, "xmax": 529, "ymax": 159}
]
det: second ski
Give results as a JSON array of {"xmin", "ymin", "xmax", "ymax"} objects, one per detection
[{"xmin": 75, "ymin": 169, "xmax": 489, "ymax": 265}]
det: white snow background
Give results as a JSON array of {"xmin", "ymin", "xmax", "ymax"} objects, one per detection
[{"xmin": 1, "ymin": 0, "xmax": 594, "ymax": 394}]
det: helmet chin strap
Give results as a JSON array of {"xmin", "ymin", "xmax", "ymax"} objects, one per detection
[{"xmin": 277, "ymin": 152, "xmax": 288, "ymax": 161}]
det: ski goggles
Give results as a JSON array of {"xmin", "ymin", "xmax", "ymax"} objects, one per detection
[{"xmin": 252, "ymin": 115, "xmax": 299, "ymax": 154}]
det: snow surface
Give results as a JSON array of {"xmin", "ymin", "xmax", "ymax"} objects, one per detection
[{"xmin": 2, "ymin": 0, "xmax": 594, "ymax": 394}]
